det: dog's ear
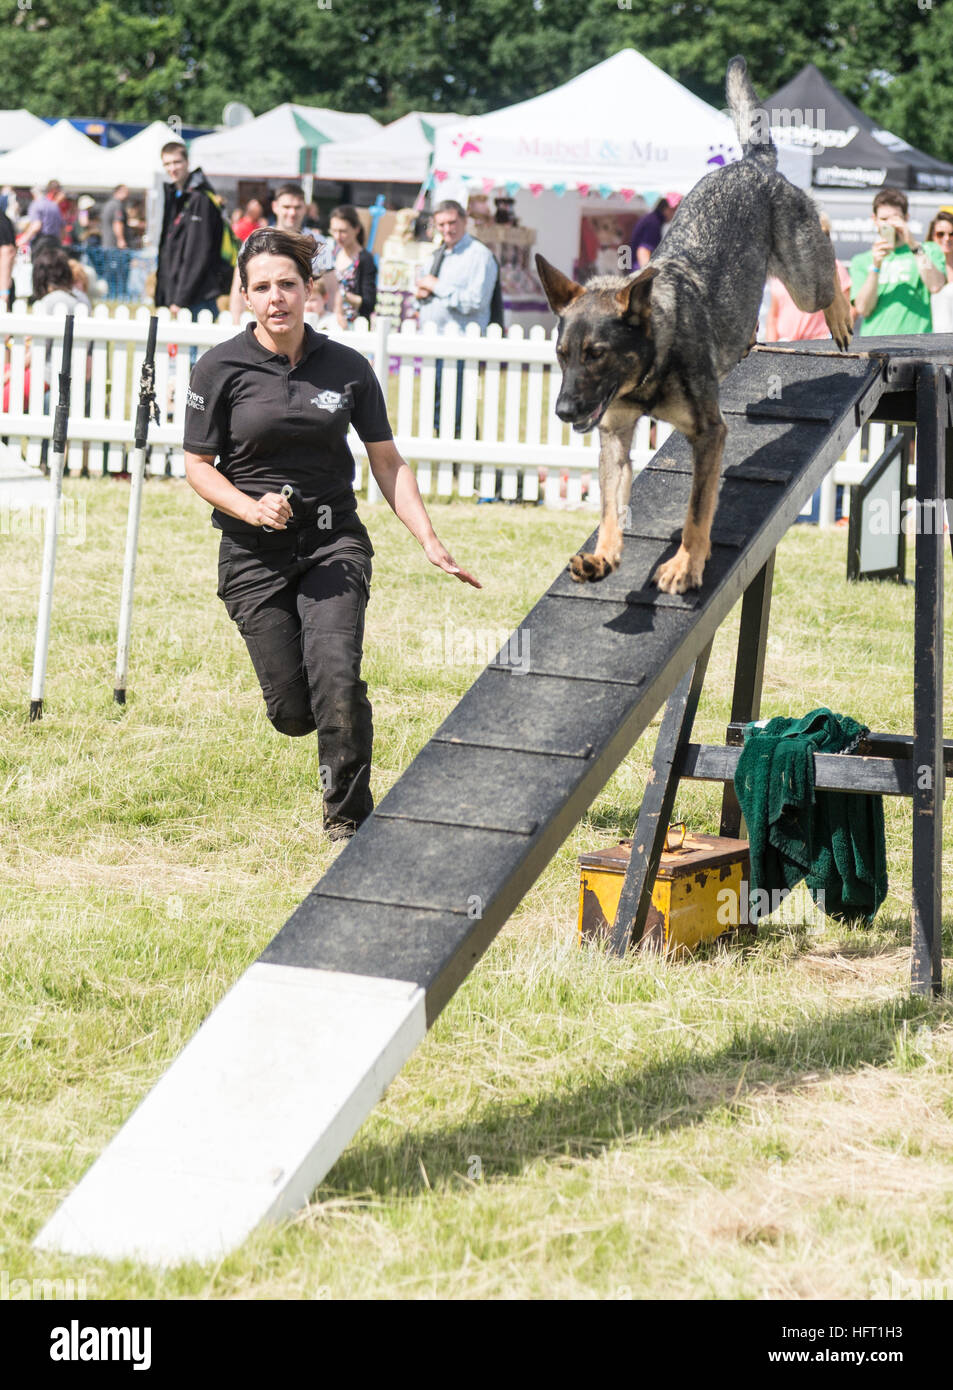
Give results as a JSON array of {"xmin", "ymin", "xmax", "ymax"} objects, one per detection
[
  {"xmin": 536, "ymin": 255, "xmax": 586, "ymax": 315},
  {"xmin": 615, "ymin": 264, "xmax": 659, "ymax": 325}
]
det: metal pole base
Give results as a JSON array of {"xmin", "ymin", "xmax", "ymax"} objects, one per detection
[
  {"xmin": 29, "ymin": 699, "xmax": 43, "ymax": 722},
  {"xmin": 113, "ymin": 688, "xmax": 127, "ymax": 706}
]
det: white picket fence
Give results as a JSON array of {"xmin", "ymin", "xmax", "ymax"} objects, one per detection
[{"xmin": 0, "ymin": 300, "xmax": 900, "ymax": 516}]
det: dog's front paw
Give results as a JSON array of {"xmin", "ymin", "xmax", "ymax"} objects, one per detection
[
  {"xmin": 569, "ymin": 550, "xmax": 617, "ymax": 583},
  {"xmin": 654, "ymin": 546, "xmax": 706, "ymax": 594}
]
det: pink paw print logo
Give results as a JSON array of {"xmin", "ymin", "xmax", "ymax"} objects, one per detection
[{"xmin": 453, "ymin": 130, "xmax": 482, "ymax": 159}]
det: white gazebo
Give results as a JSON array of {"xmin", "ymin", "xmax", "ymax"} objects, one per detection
[
  {"xmin": 431, "ymin": 49, "xmax": 743, "ymax": 200},
  {"xmin": 0, "ymin": 109, "xmax": 49, "ymax": 156},
  {"xmin": 318, "ymin": 111, "xmax": 461, "ymax": 184},
  {"xmin": 431, "ymin": 49, "xmax": 810, "ymax": 285},
  {"xmin": 0, "ymin": 118, "xmax": 115, "ymax": 189},
  {"xmin": 102, "ymin": 122, "xmax": 183, "ymax": 189},
  {"xmin": 187, "ymin": 103, "xmax": 381, "ymax": 179}
]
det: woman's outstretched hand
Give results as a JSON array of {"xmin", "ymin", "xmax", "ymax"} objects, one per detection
[{"xmin": 424, "ymin": 537, "xmax": 482, "ymax": 588}]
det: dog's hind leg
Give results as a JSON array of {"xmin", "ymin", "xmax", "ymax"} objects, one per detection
[
  {"xmin": 569, "ymin": 419, "xmax": 636, "ymax": 582},
  {"xmin": 822, "ymin": 276, "xmax": 853, "ymax": 352},
  {"xmin": 654, "ymin": 412, "xmax": 726, "ymax": 594},
  {"xmin": 767, "ymin": 179, "xmax": 851, "ymax": 350}
]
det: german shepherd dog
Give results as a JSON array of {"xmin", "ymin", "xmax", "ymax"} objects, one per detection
[{"xmin": 536, "ymin": 56, "xmax": 852, "ymax": 594}]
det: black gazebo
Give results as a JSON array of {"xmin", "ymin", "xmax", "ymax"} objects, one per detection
[{"xmin": 764, "ymin": 64, "xmax": 953, "ymax": 195}]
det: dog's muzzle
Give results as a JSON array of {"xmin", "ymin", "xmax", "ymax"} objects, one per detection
[{"xmin": 556, "ymin": 388, "xmax": 616, "ymax": 433}]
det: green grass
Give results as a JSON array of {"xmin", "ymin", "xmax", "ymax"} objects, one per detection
[{"xmin": 2, "ymin": 483, "xmax": 952, "ymax": 1300}]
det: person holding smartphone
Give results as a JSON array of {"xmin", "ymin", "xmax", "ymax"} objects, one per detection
[{"xmin": 850, "ymin": 188, "xmax": 946, "ymax": 336}]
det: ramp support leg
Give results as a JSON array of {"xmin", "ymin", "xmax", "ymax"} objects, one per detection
[
  {"xmin": 609, "ymin": 641, "xmax": 713, "ymax": 955},
  {"xmin": 912, "ymin": 364, "xmax": 948, "ymax": 996},
  {"xmin": 719, "ymin": 555, "xmax": 776, "ymax": 838}
]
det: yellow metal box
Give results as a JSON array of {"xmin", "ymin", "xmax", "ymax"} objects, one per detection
[{"xmin": 578, "ymin": 832, "xmax": 751, "ymax": 955}]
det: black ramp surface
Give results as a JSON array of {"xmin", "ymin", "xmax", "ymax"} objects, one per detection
[{"xmin": 262, "ymin": 347, "xmax": 888, "ymax": 1021}]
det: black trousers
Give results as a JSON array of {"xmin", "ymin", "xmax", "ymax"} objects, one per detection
[{"xmin": 217, "ymin": 525, "xmax": 374, "ymax": 829}]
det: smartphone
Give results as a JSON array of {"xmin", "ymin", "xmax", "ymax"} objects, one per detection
[{"xmin": 877, "ymin": 220, "xmax": 896, "ymax": 247}]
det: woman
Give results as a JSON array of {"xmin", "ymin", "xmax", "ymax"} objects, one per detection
[
  {"xmin": 183, "ymin": 228, "xmax": 479, "ymax": 841},
  {"xmin": 29, "ymin": 245, "xmax": 85, "ymax": 311},
  {"xmin": 330, "ymin": 204, "xmax": 377, "ymax": 326},
  {"xmin": 926, "ymin": 207, "xmax": 953, "ymax": 333}
]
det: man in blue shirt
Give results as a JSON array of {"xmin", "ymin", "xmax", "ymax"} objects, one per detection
[
  {"xmin": 416, "ymin": 200, "xmax": 497, "ymax": 330},
  {"xmin": 416, "ymin": 200, "xmax": 498, "ymax": 433}
]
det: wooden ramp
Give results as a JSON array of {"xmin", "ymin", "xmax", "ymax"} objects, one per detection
[{"xmin": 35, "ymin": 347, "xmax": 890, "ymax": 1264}]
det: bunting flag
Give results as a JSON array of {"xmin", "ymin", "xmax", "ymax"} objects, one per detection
[{"xmin": 424, "ymin": 173, "xmax": 661, "ymax": 200}]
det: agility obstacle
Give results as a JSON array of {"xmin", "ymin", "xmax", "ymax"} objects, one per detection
[
  {"xmin": 114, "ymin": 316, "xmax": 159, "ymax": 705},
  {"xmin": 29, "ymin": 314, "xmax": 73, "ymax": 722},
  {"xmin": 35, "ymin": 337, "xmax": 951, "ymax": 1265}
]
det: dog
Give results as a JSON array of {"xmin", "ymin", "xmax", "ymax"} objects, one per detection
[{"xmin": 536, "ymin": 56, "xmax": 852, "ymax": 594}]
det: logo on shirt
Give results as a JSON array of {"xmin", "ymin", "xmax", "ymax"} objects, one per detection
[
  {"xmin": 187, "ymin": 388, "xmax": 205, "ymax": 412},
  {"xmin": 878, "ymin": 252, "xmax": 924, "ymax": 288},
  {"xmin": 310, "ymin": 390, "xmax": 344, "ymax": 411}
]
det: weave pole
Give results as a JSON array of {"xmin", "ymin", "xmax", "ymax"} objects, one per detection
[
  {"xmin": 114, "ymin": 315, "xmax": 159, "ymax": 705},
  {"xmin": 29, "ymin": 313, "xmax": 74, "ymax": 722}
]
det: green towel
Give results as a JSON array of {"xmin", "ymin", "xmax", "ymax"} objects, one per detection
[{"xmin": 733, "ymin": 708, "xmax": 888, "ymax": 925}]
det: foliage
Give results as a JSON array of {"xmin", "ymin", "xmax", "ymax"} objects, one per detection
[
  {"xmin": 0, "ymin": 0, "xmax": 952, "ymax": 162},
  {"xmin": 0, "ymin": 1, "xmax": 187, "ymax": 122}
]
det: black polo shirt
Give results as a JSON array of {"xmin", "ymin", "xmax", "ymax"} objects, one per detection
[{"xmin": 183, "ymin": 323, "xmax": 393, "ymax": 537}]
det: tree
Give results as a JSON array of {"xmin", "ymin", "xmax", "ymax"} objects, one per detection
[
  {"xmin": 0, "ymin": 1, "xmax": 187, "ymax": 121},
  {"xmin": 849, "ymin": 2, "xmax": 953, "ymax": 166},
  {"xmin": 2, "ymin": 0, "xmax": 952, "ymax": 167}
]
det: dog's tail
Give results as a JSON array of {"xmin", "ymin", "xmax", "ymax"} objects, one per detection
[{"xmin": 726, "ymin": 55, "xmax": 777, "ymax": 168}]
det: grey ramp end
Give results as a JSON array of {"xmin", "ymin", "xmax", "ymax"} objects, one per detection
[{"xmin": 34, "ymin": 963, "xmax": 426, "ymax": 1266}]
